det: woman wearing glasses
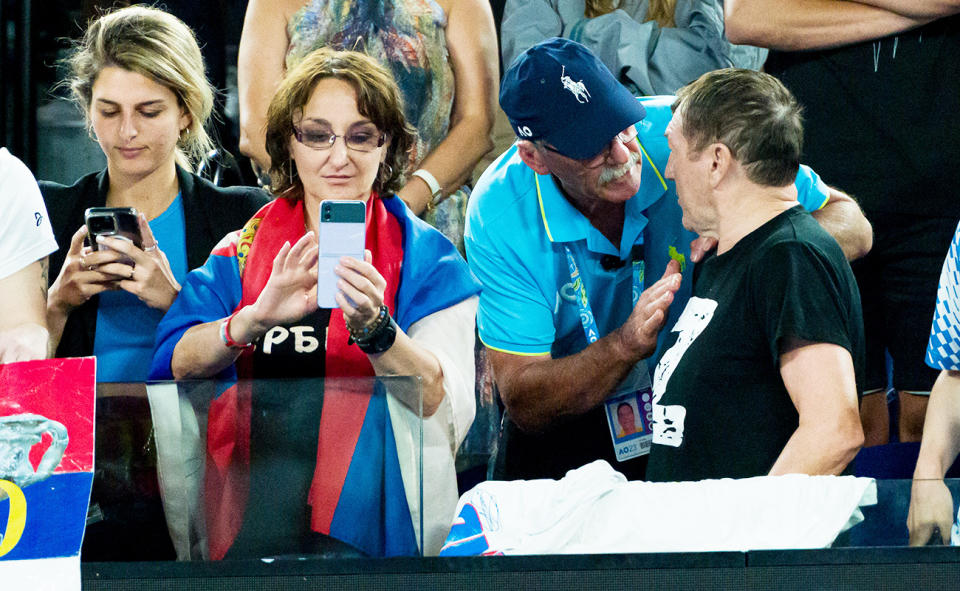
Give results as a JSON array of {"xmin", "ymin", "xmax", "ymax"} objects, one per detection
[
  {"xmin": 150, "ymin": 48, "xmax": 481, "ymax": 557},
  {"xmin": 40, "ymin": 6, "xmax": 268, "ymax": 381},
  {"xmin": 237, "ymin": 0, "xmax": 499, "ymax": 253}
]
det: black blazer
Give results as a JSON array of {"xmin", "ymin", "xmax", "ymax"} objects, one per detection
[{"xmin": 40, "ymin": 166, "xmax": 270, "ymax": 359}]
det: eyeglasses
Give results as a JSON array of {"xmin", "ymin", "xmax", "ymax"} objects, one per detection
[
  {"xmin": 541, "ymin": 125, "xmax": 639, "ymax": 169},
  {"xmin": 293, "ymin": 125, "xmax": 386, "ymax": 152}
]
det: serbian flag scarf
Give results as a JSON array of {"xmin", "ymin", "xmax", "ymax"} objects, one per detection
[{"xmin": 203, "ymin": 195, "xmax": 417, "ymax": 559}]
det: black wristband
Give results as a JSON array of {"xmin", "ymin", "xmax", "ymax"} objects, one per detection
[
  {"xmin": 354, "ymin": 315, "xmax": 398, "ymax": 354},
  {"xmin": 348, "ymin": 305, "xmax": 398, "ymax": 354}
]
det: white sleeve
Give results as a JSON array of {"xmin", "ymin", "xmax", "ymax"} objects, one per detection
[
  {"xmin": 387, "ymin": 295, "xmax": 479, "ymax": 555},
  {"xmin": 0, "ymin": 148, "xmax": 57, "ymax": 280},
  {"xmin": 406, "ymin": 295, "xmax": 479, "ymax": 450}
]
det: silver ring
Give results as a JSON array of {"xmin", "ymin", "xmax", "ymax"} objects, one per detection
[{"xmin": 143, "ymin": 242, "xmax": 159, "ymax": 252}]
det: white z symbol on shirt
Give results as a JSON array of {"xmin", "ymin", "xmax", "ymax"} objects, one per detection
[{"xmin": 651, "ymin": 297, "xmax": 717, "ymax": 447}]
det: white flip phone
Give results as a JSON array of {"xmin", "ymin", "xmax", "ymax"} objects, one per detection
[{"xmin": 316, "ymin": 200, "xmax": 366, "ymax": 308}]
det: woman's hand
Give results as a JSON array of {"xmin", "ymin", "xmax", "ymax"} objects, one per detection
[
  {"xmin": 248, "ymin": 232, "xmax": 320, "ymax": 331},
  {"xmin": 335, "ymin": 250, "xmax": 387, "ymax": 331},
  {"xmin": 49, "ymin": 226, "xmax": 127, "ymax": 314},
  {"xmin": 94, "ymin": 214, "xmax": 181, "ymax": 311}
]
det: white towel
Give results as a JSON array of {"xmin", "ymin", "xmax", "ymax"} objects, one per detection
[{"xmin": 441, "ymin": 460, "xmax": 877, "ymax": 555}]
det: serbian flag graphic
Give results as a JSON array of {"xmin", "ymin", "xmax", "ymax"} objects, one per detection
[{"xmin": 0, "ymin": 357, "xmax": 96, "ymax": 589}]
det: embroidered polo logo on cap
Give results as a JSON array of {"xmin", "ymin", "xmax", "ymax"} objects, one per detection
[{"xmin": 560, "ymin": 65, "xmax": 591, "ymax": 104}]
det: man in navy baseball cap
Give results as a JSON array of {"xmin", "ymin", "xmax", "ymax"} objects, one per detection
[
  {"xmin": 463, "ymin": 38, "xmax": 870, "ymax": 482},
  {"xmin": 500, "ymin": 37, "xmax": 647, "ymax": 161}
]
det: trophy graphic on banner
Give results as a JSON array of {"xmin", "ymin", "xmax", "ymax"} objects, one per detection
[{"xmin": 0, "ymin": 414, "xmax": 69, "ymax": 498}]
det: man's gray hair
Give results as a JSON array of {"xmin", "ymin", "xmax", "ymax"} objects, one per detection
[{"xmin": 672, "ymin": 69, "xmax": 803, "ymax": 187}]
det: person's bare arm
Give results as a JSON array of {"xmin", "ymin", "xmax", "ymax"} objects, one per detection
[
  {"xmin": 908, "ymin": 370, "xmax": 960, "ymax": 545},
  {"xmin": 0, "ymin": 259, "xmax": 50, "ymax": 363},
  {"xmin": 850, "ymin": 0, "xmax": 960, "ymax": 19},
  {"xmin": 490, "ymin": 261, "xmax": 681, "ymax": 432},
  {"xmin": 810, "ymin": 187, "xmax": 873, "ymax": 261},
  {"xmin": 334, "ymin": 254, "xmax": 451, "ymax": 416},
  {"xmin": 172, "ymin": 233, "xmax": 318, "ymax": 379},
  {"xmin": 724, "ymin": 0, "xmax": 932, "ymax": 51},
  {"xmin": 768, "ymin": 339, "xmax": 864, "ymax": 475},
  {"xmin": 398, "ymin": 0, "xmax": 498, "ymax": 214},
  {"xmin": 238, "ymin": 0, "xmax": 295, "ymax": 172}
]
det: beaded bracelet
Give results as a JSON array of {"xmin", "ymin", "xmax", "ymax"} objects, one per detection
[{"xmin": 347, "ymin": 305, "xmax": 398, "ymax": 354}]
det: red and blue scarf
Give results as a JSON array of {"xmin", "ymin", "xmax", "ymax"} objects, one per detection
[{"xmin": 151, "ymin": 194, "xmax": 481, "ymax": 558}]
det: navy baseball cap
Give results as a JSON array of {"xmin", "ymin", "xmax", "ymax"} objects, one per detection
[{"xmin": 500, "ymin": 37, "xmax": 646, "ymax": 160}]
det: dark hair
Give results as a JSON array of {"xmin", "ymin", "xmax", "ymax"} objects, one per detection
[
  {"xmin": 265, "ymin": 47, "xmax": 417, "ymax": 200},
  {"xmin": 65, "ymin": 5, "xmax": 214, "ymax": 167},
  {"xmin": 672, "ymin": 69, "xmax": 803, "ymax": 187}
]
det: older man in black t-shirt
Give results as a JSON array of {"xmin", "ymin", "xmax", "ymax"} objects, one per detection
[{"xmin": 645, "ymin": 70, "xmax": 865, "ymax": 482}]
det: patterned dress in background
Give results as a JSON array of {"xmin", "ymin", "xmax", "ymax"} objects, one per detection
[{"xmin": 286, "ymin": 0, "xmax": 468, "ymax": 252}]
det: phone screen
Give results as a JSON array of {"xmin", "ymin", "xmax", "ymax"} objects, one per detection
[{"xmin": 317, "ymin": 200, "xmax": 366, "ymax": 308}]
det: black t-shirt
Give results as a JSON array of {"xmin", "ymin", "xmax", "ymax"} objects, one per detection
[
  {"xmin": 645, "ymin": 207, "xmax": 864, "ymax": 482},
  {"xmin": 251, "ymin": 309, "xmax": 333, "ymax": 378},
  {"xmin": 765, "ymin": 17, "xmax": 960, "ymax": 219}
]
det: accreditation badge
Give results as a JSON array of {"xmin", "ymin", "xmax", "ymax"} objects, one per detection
[{"xmin": 603, "ymin": 363, "xmax": 653, "ymax": 462}]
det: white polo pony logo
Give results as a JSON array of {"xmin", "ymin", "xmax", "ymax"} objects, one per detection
[{"xmin": 560, "ymin": 66, "xmax": 591, "ymax": 104}]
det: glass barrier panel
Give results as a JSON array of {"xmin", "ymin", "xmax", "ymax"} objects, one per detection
[{"xmin": 88, "ymin": 377, "xmax": 422, "ymax": 562}]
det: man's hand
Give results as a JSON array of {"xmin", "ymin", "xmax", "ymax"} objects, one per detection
[
  {"xmin": 908, "ymin": 478, "xmax": 954, "ymax": 545},
  {"xmin": 489, "ymin": 259, "xmax": 683, "ymax": 433},
  {"xmin": 690, "ymin": 236, "xmax": 719, "ymax": 263},
  {"xmin": 616, "ymin": 259, "xmax": 682, "ymax": 362},
  {"xmin": 908, "ymin": 371, "xmax": 960, "ymax": 545}
]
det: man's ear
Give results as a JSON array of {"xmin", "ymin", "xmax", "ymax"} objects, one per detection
[
  {"xmin": 516, "ymin": 140, "xmax": 551, "ymax": 175},
  {"xmin": 708, "ymin": 143, "xmax": 733, "ymax": 188}
]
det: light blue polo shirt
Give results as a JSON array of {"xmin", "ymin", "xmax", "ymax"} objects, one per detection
[{"xmin": 465, "ymin": 96, "xmax": 830, "ymax": 368}]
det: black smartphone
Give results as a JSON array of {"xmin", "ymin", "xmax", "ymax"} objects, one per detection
[{"xmin": 84, "ymin": 207, "xmax": 143, "ymax": 264}]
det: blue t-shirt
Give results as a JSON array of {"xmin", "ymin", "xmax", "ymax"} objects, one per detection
[
  {"xmin": 927, "ymin": 220, "xmax": 960, "ymax": 370},
  {"xmin": 465, "ymin": 96, "xmax": 831, "ymax": 369},
  {"xmin": 94, "ymin": 194, "xmax": 188, "ymax": 382}
]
